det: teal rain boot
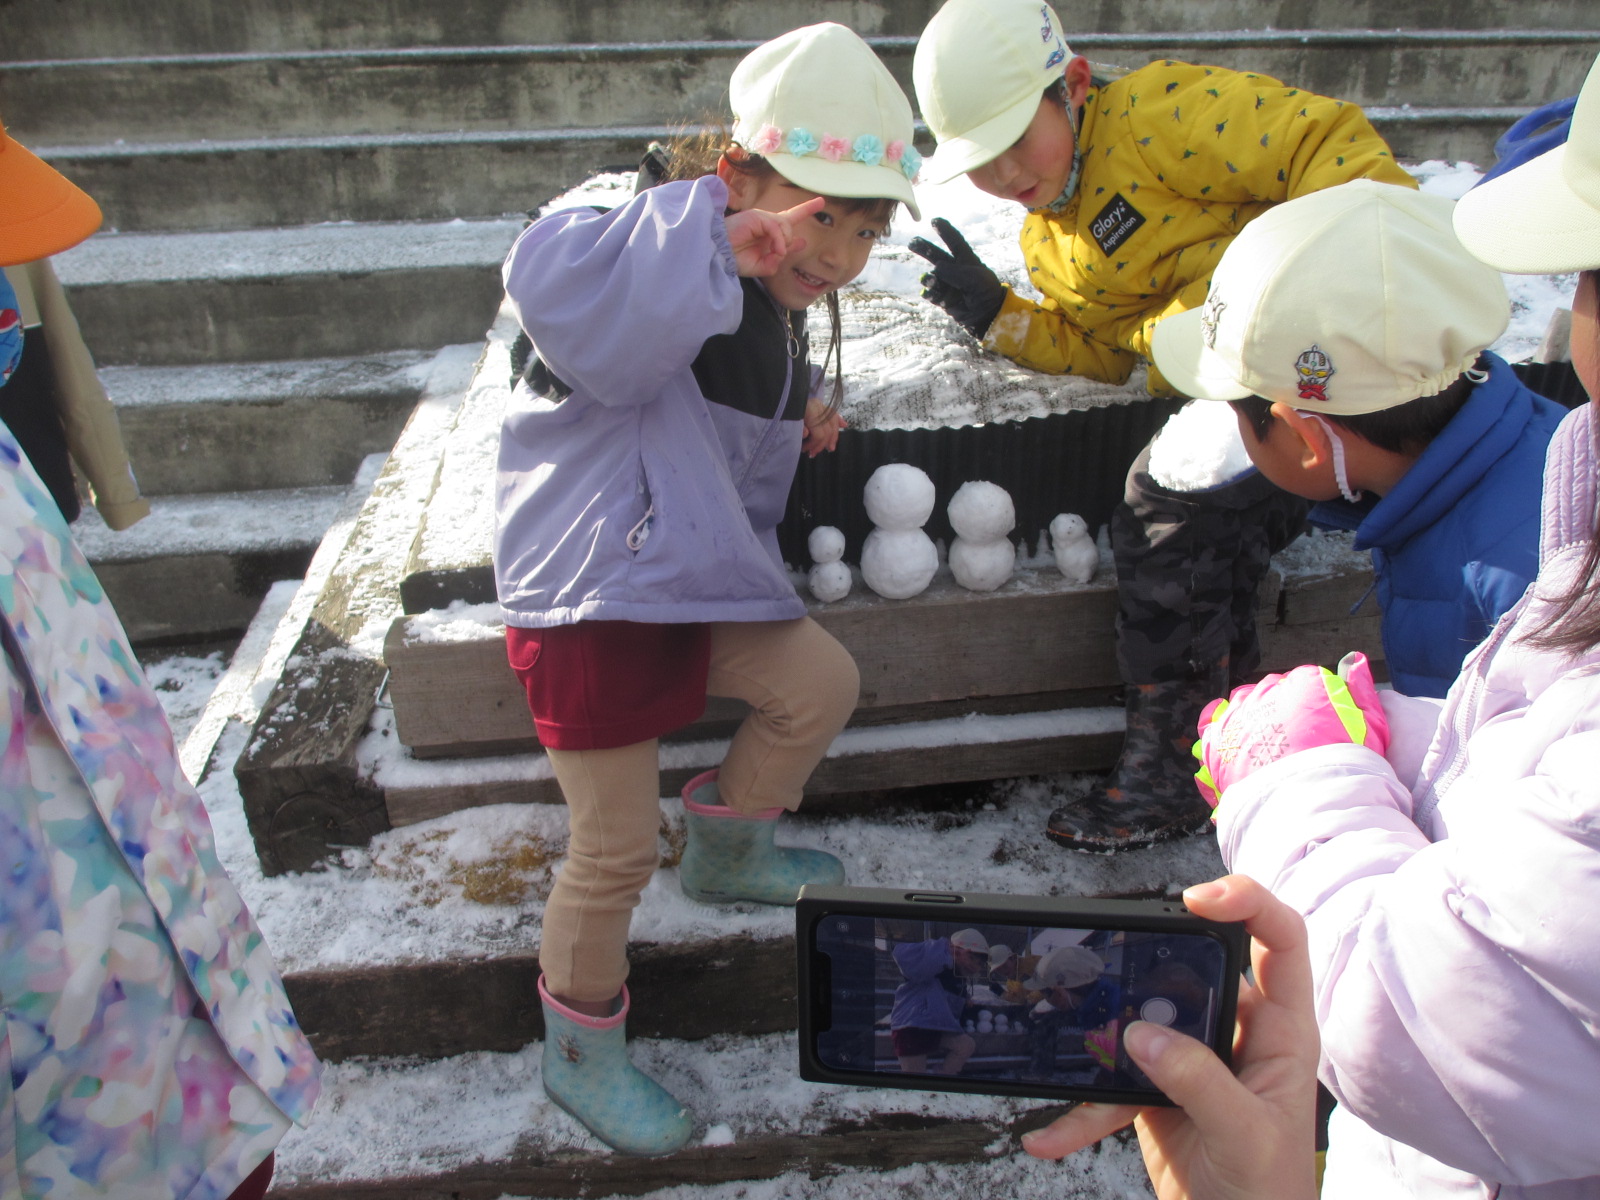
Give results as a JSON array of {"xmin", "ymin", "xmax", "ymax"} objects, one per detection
[
  {"xmin": 538, "ymin": 976, "xmax": 693, "ymax": 1156},
  {"xmin": 677, "ymin": 768, "xmax": 845, "ymax": 905}
]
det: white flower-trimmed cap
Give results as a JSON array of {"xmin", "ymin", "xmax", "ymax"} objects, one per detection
[
  {"xmin": 913, "ymin": 0, "xmax": 1072, "ymax": 184},
  {"xmin": 1152, "ymin": 181, "xmax": 1509, "ymax": 416},
  {"xmin": 948, "ymin": 928, "xmax": 989, "ymax": 953},
  {"xmin": 1454, "ymin": 50, "xmax": 1600, "ymax": 274},
  {"xmin": 730, "ymin": 23, "xmax": 921, "ymax": 220}
]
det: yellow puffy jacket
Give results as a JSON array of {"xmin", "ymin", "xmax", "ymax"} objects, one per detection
[{"xmin": 983, "ymin": 60, "xmax": 1417, "ymax": 394}]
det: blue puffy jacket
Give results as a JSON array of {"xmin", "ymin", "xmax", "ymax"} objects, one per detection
[{"xmin": 1310, "ymin": 353, "xmax": 1563, "ymax": 697}]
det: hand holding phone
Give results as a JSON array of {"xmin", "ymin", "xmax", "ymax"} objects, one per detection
[{"xmin": 1021, "ymin": 875, "xmax": 1320, "ymax": 1200}]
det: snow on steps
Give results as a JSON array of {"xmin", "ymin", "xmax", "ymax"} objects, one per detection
[
  {"xmin": 51, "ymin": 219, "xmax": 522, "ymax": 364},
  {"xmin": 265, "ymin": 1031, "xmax": 1141, "ymax": 1199},
  {"xmin": 102, "ymin": 350, "xmax": 442, "ymax": 495}
]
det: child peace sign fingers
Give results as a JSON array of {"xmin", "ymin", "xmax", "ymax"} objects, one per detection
[{"xmin": 726, "ymin": 196, "xmax": 826, "ymax": 278}]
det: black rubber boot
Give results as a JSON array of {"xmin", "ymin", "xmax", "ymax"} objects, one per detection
[{"xmin": 1046, "ymin": 676, "xmax": 1222, "ymax": 852}]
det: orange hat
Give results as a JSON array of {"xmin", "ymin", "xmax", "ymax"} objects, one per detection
[{"xmin": 0, "ymin": 120, "xmax": 101, "ymax": 266}]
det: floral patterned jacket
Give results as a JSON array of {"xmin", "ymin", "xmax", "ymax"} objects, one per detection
[{"xmin": 0, "ymin": 364, "xmax": 320, "ymax": 1196}]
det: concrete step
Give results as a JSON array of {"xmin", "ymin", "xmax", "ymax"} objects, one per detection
[
  {"xmin": 74, "ymin": 484, "xmax": 349, "ymax": 645},
  {"xmin": 6, "ymin": 31, "xmax": 1593, "ymax": 147},
  {"xmin": 270, "ymin": 1048, "xmax": 1077, "ymax": 1200},
  {"xmin": 7, "ymin": 0, "xmax": 1597, "ymax": 60},
  {"xmin": 34, "ymin": 91, "xmax": 1562, "ymax": 234},
  {"xmin": 104, "ymin": 350, "xmax": 442, "ymax": 495},
  {"xmin": 33, "ymin": 130, "xmax": 648, "ymax": 233},
  {"xmin": 249, "ymin": 769, "xmax": 1224, "ymax": 1063},
  {"xmin": 51, "ymin": 218, "xmax": 521, "ymax": 363}
]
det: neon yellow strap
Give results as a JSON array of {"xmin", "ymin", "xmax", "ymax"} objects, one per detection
[{"xmin": 1321, "ymin": 669, "xmax": 1369, "ymax": 746}]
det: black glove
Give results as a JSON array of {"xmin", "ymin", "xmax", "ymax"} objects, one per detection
[{"xmin": 907, "ymin": 217, "xmax": 1007, "ymax": 340}]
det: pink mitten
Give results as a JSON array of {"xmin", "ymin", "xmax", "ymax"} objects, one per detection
[{"xmin": 1193, "ymin": 651, "xmax": 1388, "ymax": 806}]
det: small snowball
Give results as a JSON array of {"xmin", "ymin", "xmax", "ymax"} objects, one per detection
[
  {"xmin": 949, "ymin": 535, "xmax": 1015, "ymax": 591},
  {"xmin": 808, "ymin": 560, "xmax": 852, "ymax": 603},
  {"xmin": 1050, "ymin": 512, "xmax": 1098, "ymax": 584},
  {"xmin": 947, "ymin": 480, "xmax": 1015, "ymax": 542},
  {"xmin": 863, "ymin": 463, "xmax": 936, "ymax": 531},
  {"xmin": 807, "ymin": 525, "xmax": 846, "ymax": 565},
  {"xmin": 861, "ymin": 528, "xmax": 938, "ymax": 599}
]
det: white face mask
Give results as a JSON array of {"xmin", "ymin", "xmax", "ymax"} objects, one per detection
[{"xmin": 1304, "ymin": 413, "xmax": 1363, "ymax": 504}]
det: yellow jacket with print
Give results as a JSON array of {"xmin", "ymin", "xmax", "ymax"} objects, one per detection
[{"xmin": 983, "ymin": 60, "xmax": 1417, "ymax": 394}]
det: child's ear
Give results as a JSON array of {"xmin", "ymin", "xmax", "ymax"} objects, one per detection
[
  {"xmin": 716, "ymin": 153, "xmax": 754, "ymax": 211},
  {"xmin": 1064, "ymin": 55, "xmax": 1093, "ymax": 109},
  {"xmin": 1272, "ymin": 403, "xmax": 1333, "ymax": 469}
]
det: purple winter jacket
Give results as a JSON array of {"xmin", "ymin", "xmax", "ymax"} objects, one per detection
[
  {"xmin": 1218, "ymin": 404, "xmax": 1600, "ymax": 1199},
  {"xmin": 495, "ymin": 175, "xmax": 809, "ymax": 628}
]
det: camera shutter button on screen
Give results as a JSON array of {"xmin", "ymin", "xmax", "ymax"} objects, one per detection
[{"xmin": 1139, "ymin": 997, "xmax": 1179, "ymax": 1027}]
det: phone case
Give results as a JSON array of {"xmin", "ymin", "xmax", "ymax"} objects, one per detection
[{"xmin": 796, "ymin": 884, "xmax": 1247, "ymax": 1107}]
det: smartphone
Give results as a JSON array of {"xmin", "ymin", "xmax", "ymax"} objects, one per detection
[{"xmin": 796, "ymin": 885, "xmax": 1247, "ymax": 1106}]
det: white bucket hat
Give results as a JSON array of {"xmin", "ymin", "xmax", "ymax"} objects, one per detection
[
  {"xmin": 730, "ymin": 23, "xmax": 922, "ymax": 220},
  {"xmin": 913, "ymin": 0, "xmax": 1073, "ymax": 184},
  {"xmin": 1152, "ymin": 180, "xmax": 1509, "ymax": 415},
  {"xmin": 1023, "ymin": 944, "xmax": 1102, "ymax": 991},
  {"xmin": 1453, "ymin": 50, "xmax": 1600, "ymax": 274},
  {"xmin": 947, "ymin": 928, "xmax": 989, "ymax": 954}
]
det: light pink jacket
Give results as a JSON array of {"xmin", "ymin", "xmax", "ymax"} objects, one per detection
[{"xmin": 1218, "ymin": 404, "xmax": 1600, "ymax": 1200}]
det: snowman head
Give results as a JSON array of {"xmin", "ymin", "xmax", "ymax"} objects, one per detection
[
  {"xmin": 948, "ymin": 480, "xmax": 1016, "ymax": 542},
  {"xmin": 1050, "ymin": 512, "xmax": 1088, "ymax": 544},
  {"xmin": 864, "ymin": 463, "xmax": 937, "ymax": 530}
]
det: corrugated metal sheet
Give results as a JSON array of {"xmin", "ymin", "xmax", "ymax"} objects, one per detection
[{"xmin": 778, "ymin": 397, "xmax": 1185, "ymax": 565}]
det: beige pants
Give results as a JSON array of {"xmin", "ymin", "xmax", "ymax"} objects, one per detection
[{"xmin": 539, "ymin": 617, "xmax": 859, "ymax": 1003}]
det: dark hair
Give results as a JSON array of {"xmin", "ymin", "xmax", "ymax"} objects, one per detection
[
  {"xmin": 1534, "ymin": 269, "xmax": 1600, "ymax": 653},
  {"xmin": 1229, "ymin": 367, "xmax": 1476, "ymax": 456},
  {"xmin": 664, "ymin": 129, "xmax": 898, "ymax": 417}
]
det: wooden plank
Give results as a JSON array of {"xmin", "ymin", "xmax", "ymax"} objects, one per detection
[
  {"xmin": 233, "ymin": 351, "xmax": 474, "ymax": 875},
  {"xmin": 1261, "ymin": 615, "xmax": 1386, "ymax": 674},
  {"xmin": 386, "ymin": 568, "xmax": 1124, "ymax": 754},
  {"xmin": 1279, "ymin": 566, "xmax": 1380, "ymax": 627},
  {"xmin": 270, "ymin": 1112, "xmax": 1050, "ymax": 1199},
  {"xmin": 284, "ymin": 935, "xmax": 797, "ymax": 1062},
  {"xmin": 380, "ymin": 707, "xmax": 1124, "ymax": 827}
]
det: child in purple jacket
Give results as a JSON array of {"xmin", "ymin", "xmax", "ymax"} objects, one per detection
[{"xmin": 494, "ymin": 24, "xmax": 920, "ymax": 1155}]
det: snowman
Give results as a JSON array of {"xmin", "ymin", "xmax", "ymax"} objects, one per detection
[
  {"xmin": 1049, "ymin": 512, "xmax": 1099, "ymax": 584},
  {"xmin": 860, "ymin": 463, "xmax": 938, "ymax": 600},
  {"xmin": 947, "ymin": 480, "xmax": 1016, "ymax": 592},
  {"xmin": 807, "ymin": 525, "xmax": 851, "ymax": 603}
]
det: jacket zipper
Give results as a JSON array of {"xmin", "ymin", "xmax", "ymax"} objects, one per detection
[{"xmin": 734, "ymin": 287, "xmax": 798, "ymax": 496}]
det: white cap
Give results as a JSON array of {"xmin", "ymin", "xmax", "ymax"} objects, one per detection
[
  {"xmin": 913, "ymin": 0, "xmax": 1072, "ymax": 184},
  {"xmin": 948, "ymin": 928, "xmax": 989, "ymax": 954},
  {"xmin": 730, "ymin": 23, "xmax": 921, "ymax": 220},
  {"xmin": 1454, "ymin": 50, "xmax": 1600, "ymax": 274},
  {"xmin": 988, "ymin": 944, "xmax": 1015, "ymax": 973},
  {"xmin": 1151, "ymin": 180, "xmax": 1509, "ymax": 415},
  {"xmin": 1023, "ymin": 944, "xmax": 1102, "ymax": 991}
]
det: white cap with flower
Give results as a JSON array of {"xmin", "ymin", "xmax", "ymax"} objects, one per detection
[{"xmin": 729, "ymin": 23, "xmax": 922, "ymax": 220}]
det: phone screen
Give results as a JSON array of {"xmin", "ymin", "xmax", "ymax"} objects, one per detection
[{"xmin": 809, "ymin": 911, "xmax": 1232, "ymax": 1099}]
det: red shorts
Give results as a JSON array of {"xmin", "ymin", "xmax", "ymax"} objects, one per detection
[
  {"xmin": 891, "ymin": 1026, "xmax": 949, "ymax": 1057},
  {"xmin": 506, "ymin": 621, "xmax": 711, "ymax": 751}
]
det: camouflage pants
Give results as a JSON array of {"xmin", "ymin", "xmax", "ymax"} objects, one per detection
[{"xmin": 1112, "ymin": 443, "xmax": 1310, "ymax": 687}]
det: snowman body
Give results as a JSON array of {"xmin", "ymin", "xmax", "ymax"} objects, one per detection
[
  {"xmin": 947, "ymin": 481, "xmax": 1016, "ymax": 592},
  {"xmin": 1050, "ymin": 512, "xmax": 1099, "ymax": 584},
  {"xmin": 860, "ymin": 464, "xmax": 939, "ymax": 600}
]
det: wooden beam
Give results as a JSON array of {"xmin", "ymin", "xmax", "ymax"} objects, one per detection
[{"xmin": 234, "ymin": 357, "xmax": 470, "ymax": 875}]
